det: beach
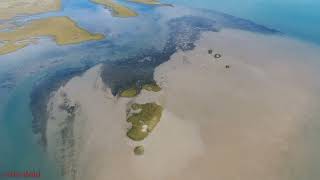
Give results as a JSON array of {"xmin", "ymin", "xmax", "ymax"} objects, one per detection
[{"xmin": 46, "ymin": 29, "xmax": 320, "ymax": 180}]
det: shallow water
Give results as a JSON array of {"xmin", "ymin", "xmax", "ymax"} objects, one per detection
[{"xmin": 164, "ymin": 0, "xmax": 320, "ymax": 45}]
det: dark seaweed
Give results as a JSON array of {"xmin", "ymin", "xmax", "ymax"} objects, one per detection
[
  {"xmin": 101, "ymin": 16, "xmax": 218, "ymax": 95},
  {"xmin": 30, "ymin": 67, "xmax": 87, "ymax": 147}
]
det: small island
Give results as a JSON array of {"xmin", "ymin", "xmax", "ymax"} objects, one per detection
[
  {"xmin": 127, "ymin": 103, "xmax": 163, "ymax": 141},
  {"xmin": 0, "ymin": 17, "xmax": 104, "ymax": 55},
  {"xmin": 91, "ymin": 0, "xmax": 138, "ymax": 17}
]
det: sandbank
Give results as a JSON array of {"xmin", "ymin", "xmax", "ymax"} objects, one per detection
[{"xmin": 47, "ymin": 29, "xmax": 320, "ymax": 180}]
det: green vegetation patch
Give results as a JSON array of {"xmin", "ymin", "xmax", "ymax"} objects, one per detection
[
  {"xmin": 134, "ymin": 145, "xmax": 145, "ymax": 155},
  {"xmin": 119, "ymin": 86, "xmax": 139, "ymax": 97},
  {"xmin": 119, "ymin": 82, "xmax": 161, "ymax": 98},
  {"xmin": 142, "ymin": 83, "xmax": 162, "ymax": 92},
  {"xmin": 127, "ymin": 103, "xmax": 163, "ymax": 141}
]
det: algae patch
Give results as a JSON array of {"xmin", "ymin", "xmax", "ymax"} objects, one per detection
[
  {"xmin": 120, "ymin": 86, "xmax": 139, "ymax": 97},
  {"xmin": 134, "ymin": 145, "xmax": 145, "ymax": 155},
  {"xmin": 119, "ymin": 82, "xmax": 161, "ymax": 97},
  {"xmin": 0, "ymin": 16, "xmax": 104, "ymax": 55},
  {"xmin": 127, "ymin": 103, "xmax": 163, "ymax": 141},
  {"xmin": 142, "ymin": 83, "xmax": 161, "ymax": 92}
]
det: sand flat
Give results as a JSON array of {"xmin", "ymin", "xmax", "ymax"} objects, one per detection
[
  {"xmin": 154, "ymin": 29, "xmax": 320, "ymax": 180},
  {"xmin": 0, "ymin": 0, "xmax": 61, "ymax": 20},
  {"xmin": 47, "ymin": 29, "xmax": 320, "ymax": 180}
]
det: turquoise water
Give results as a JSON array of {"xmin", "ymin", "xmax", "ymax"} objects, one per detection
[
  {"xmin": 165, "ymin": 0, "xmax": 320, "ymax": 45},
  {"xmin": 0, "ymin": 77, "xmax": 60, "ymax": 180}
]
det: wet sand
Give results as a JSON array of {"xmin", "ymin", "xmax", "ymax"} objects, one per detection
[{"xmin": 47, "ymin": 29, "xmax": 320, "ymax": 180}]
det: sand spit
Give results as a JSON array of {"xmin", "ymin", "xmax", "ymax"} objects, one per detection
[
  {"xmin": 47, "ymin": 29, "xmax": 320, "ymax": 180},
  {"xmin": 0, "ymin": 17, "xmax": 104, "ymax": 55}
]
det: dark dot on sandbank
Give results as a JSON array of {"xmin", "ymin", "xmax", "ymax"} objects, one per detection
[{"xmin": 214, "ymin": 53, "xmax": 222, "ymax": 59}]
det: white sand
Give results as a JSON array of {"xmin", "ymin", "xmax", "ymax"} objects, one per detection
[
  {"xmin": 47, "ymin": 29, "xmax": 320, "ymax": 180},
  {"xmin": 47, "ymin": 65, "xmax": 204, "ymax": 180}
]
